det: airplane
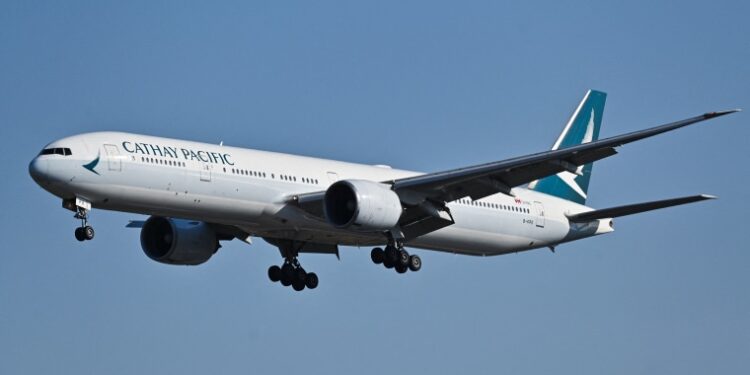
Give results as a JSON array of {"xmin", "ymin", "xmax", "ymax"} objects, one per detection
[{"xmin": 28, "ymin": 90, "xmax": 739, "ymax": 292}]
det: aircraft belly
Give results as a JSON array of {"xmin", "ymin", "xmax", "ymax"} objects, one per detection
[{"xmin": 408, "ymin": 213, "xmax": 571, "ymax": 256}]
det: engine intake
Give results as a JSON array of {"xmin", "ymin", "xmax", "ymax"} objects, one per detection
[
  {"xmin": 324, "ymin": 179, "xmax": 403, "ymax": 231},
  {"xmin": 140, "ymin": 216, "xmax": 219, "ymax": 265}
]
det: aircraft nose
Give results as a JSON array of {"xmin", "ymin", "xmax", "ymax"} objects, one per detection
[{"xmin": 29, "ymin": 157, "xmax": 49, "ymax": 185}]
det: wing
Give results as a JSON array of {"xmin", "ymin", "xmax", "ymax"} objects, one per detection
[
  {"xmin": 391, "ymin": 110, "xmax": 738, "ymax": 203},
  {"xmin": 290, "ymin": 109, "xmax": 738, "ymax": 238}
]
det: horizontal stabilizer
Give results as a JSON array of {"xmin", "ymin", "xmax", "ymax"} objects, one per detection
[{"xmin": 567, "ymin": 194, "xmax": 716, "ymax": 222}]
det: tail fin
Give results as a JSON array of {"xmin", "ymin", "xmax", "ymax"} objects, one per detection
[{"xmin": 528, "ymin": 89, "xmax": 607, "ymax": 204}]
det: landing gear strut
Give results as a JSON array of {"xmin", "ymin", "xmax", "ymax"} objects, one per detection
[
  {"xmin": 73, "ymin": 206, "xmax": 94, "ymax": 242},
  {"xmin": 370, "ymin": 243, "xmax": 421, "ymax": 274}
]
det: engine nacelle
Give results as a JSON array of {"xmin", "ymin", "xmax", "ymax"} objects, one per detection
[
  {"xmin": 140, "ymin": 216, "xmax": 219, "ymax": 265},
  {"xmin": 324, "ymin": 179, "xmax": 403, "ymax": 231}
]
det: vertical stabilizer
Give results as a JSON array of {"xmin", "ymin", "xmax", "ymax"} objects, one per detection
[{"xmin": 528, "ymin": 90, "xmax": 606, "ymax": 204}]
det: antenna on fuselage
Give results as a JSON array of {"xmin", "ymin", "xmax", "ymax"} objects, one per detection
[{"xmin": 219, "ymin": 141, "xmax": 224, "ymax": 146}]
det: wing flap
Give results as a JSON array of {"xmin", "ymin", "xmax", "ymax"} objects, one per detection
[{"xmin": 567, "ymin": 194, "xmax": 716, "ymax": 222}]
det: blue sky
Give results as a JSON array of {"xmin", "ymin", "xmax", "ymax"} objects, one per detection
[{"xmin": 1, "ymin": 1, "xmax": 748, "ymax": 374}]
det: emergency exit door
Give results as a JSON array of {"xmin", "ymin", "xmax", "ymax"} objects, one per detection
[{"xmin": 533, "ymin": 201, "xmax": 546, "ymax": 228}]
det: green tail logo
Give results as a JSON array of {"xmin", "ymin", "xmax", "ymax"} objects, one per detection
[{"xmin": 528, "ymin": 90, "xmax": 606, "ymax": 204}]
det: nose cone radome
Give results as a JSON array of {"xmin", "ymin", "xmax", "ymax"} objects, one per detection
[{"xmin": 29, "ymin": 157, "xmax": 49, "ymax": 185}]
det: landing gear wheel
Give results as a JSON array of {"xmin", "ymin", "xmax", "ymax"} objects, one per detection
[
  {"xmin": 371, "ymin": 247, "xmax": 384, "ymax": 264},
  {"xmin": 291, "ymin": 265, "xmax": 306, "ymax": 291},
  {"xmin": 397, "ymin": 249, "xmax": 410, "ymax": 267},
  {"xmin": 383, "ymin": 259, "xmax": 394, "ymax": 269},
  {"xmin": 83, "ymin": 226, "xmax": 95, "ymax": 240},
  {"xmin": 280, "ymin": 276, "xmax": 292, "ymax": 287},
  {"xmin": 408, "ymin": 255, "xmax": 422, "ymax": 272},
  {"xmin": 305, "ymin": 272, "xmax": 319, "ymax": 289},
  {"xmin": 395, "ymin": 265, "xmax": 408, "ymax": 274},
  {"xmin": 280, "ymin": 263, "xmax": 294, "ymax": 286},
  {"xmin": 74, "ymin": 227, "xmax": 85, "ymax": 242},
  {"xmin": 385, "ymin": 246, "xmax": 398, "ymax": 263},
  {"xmin": 268, "ymin": 265, "xmax": 281, "ymax": 282},
  {"xmin": 292, "ymin": 281, "xmax": 305, "ymax": 291},
  {"xmin": 295, "ymin": 268, "xmax": 307, "ymax": 284},
  {"xmin": 281, "ymin": 263, "xmax": 295, "ymax": 278}
]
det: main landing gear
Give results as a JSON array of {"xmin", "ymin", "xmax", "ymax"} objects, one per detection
[
  {"xmin": 265, "ymin": 239, "xmax": 319, "ymax": 292},
  {"xmin": 268, "ymin": 259, "xmax": 319, "ymax": 291},
  {"xmin": 73, "ymin": 206, "xmax": 95, "ymax": 242},
  {"xmin": 370, "ymin": 244, "xmax": 421, "ymax": 274}
]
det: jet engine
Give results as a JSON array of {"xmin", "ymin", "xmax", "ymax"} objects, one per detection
[
  {"xmin": 324, "ymin": 179, "xmax": 403, "ymax": 231},
  {"xmin": 140, "ymin": 216, "xmax": 219, "ymax": 265}
]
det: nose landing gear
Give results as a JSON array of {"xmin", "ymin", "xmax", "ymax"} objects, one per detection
[
  {"xmin": 66, "ymin": 198, "xmax": 95, "ymax": 242},
  {"xmin": 73, "ymin": 207, "xmax": 95, "ymax": 242}
]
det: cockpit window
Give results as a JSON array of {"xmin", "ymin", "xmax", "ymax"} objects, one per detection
[{"xmin": 39, "ymin": 148, "xmax": 72, "ymax": 156}]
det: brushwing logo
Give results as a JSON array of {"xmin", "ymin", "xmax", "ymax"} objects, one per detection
[
  {"xmin": 83, "ymin": 152, "xmax": 101, "ymax": 175},
  {"xmin": 556, "ymin": 108, "xmax": 596, "ymax": 199}
]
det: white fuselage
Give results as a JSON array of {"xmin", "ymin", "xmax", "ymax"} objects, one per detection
[{"xmin": 29, "ymin": 132, "xmax": 613, "ymax": 256}]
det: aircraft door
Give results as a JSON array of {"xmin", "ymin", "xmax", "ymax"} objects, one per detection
[
  {"xmin": 103, "ymin": 144, "xmax": 122, "ymax": 172},
  {"xmin": 200, "ymin": 164, "xmax": 211, "ymax": 182},
  {"xmin": 533, "ymin": 201, "xmax": 546, "ymax": 228}
]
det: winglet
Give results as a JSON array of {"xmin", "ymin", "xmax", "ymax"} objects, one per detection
[{"xmin": 704, "ymin": 109, "xmax": 741, "ymax": 119}]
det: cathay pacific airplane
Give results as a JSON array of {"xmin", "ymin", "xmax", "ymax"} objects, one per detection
[{"xmin": 29, "ymin": 90, "xmax": 739, "ymax": 291}]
